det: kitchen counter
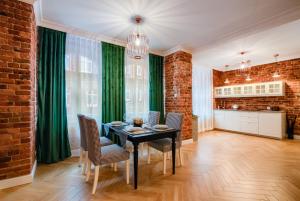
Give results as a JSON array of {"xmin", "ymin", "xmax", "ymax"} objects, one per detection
[{"xmin": 214, "ymin": 109, "xmax": 286, "ymax": 113}]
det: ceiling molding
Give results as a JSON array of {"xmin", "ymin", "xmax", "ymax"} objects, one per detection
[
  {"xmin": 19, "ymin": 0, "xmax": 36, "ymax": 4},
  {"xmin": 164, "ymin": 45, "xmax": 193, "ymax": 56},
  {"xmin": 32, "ymin": 0, "xmax": 164, "ymax": 56}
]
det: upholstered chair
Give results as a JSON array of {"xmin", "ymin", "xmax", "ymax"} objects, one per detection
[
  {"xmin": 84, "ymin": 117, "xmax": 130, "ymax": 194},
  {"xmin": 147, "ymin": 112, "xmax": 184, "ymax": 174},
  {"xmin": 125, "ymin": 111, "xmax": 161, "ymax": 156},
  {"xmin": 148, "ymin": 111, "xmax": 160, "ymax": 127},
  {"xmin": 77, "ymin": 114, "xmax": 112, "ymax": 174}
]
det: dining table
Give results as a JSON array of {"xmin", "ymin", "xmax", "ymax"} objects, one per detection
[{"xmin": 103, "ymin": 123, "xmax": 179, "ymax": 189}]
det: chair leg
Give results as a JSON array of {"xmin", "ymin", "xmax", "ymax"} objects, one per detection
[
  {"xmin": 110, "ymin": 163, "xmax": 114, "ymax": 168},
  {"xmin": 79, "ymin": 148, "xmax": 83, "ymax": 167},
  {"xmin": 179, "ymin": 148, "xmax": 183, "ymax": 166},
  {"xmin": 92, "ymin": 165, "xmax": 99, "ymax": 195},
  {"xmin": 85, "ymin": 159, "xmax": 91, "ymax": 182},
  {"xmin": 147, "ymin": 146, "xmax": 151, "ymax": 164},
  {"xmin": 82, "ymin": 151, "xmax": 88, "ymax": 175},
  {"xmin": 163, "ymin": 153, "xmax": 167, "ymax": 175},
  {"xmin": 113, "ymin": 163, "xmax": 117, "ymax": 172},
  {"xmin": 126, "ymin": 160, "xmax": 130, "ymax": 184}
]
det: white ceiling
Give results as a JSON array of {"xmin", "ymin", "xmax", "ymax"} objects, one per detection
[
  {"xmin": 38, "ymin": 0, "xmax": 300, "ymax": 55},
  {"xmin": 193, "ymin": 19, "xmax": 300, "ymax": 71}
]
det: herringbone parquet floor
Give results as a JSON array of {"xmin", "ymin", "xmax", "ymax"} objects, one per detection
[{"xmin": 1, "ymin": 131, "xmax": 300, "ymax": 201}]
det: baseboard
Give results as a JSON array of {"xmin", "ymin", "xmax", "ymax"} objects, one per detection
[
  {"xmin": 294, "ymin": 135, "xmax": 300, "ymax": 140},
  {"xmin": 0, "ymin": 160, "xmax": 37, "ymax": 190},
  {"xmin": 182, "ymin": 138, "xmax": 193, "ymax": 145},
  {"xmin": 71, "ymin": 148, "xmax": 80, "ymax": 157}
]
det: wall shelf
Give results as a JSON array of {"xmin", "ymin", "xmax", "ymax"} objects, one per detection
[{"xmin": 214, "ymin": 81, "xmax": 285, "ymax": 98}]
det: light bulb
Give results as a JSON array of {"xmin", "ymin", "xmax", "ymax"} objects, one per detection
[
  {"xmin": 224, "ymin": 78, "xmax": 230, "ymax": 84},
  {"xmin": 135, "ymin": 37, "xmax": 140, "ymax": 46},
  {"xmin": 272, "ymin": 72, "xmax": 280, "ymax": 78},
  {"xmin": 240, "ymin": 62, "xmax": 246, "ymax": 69},
  {"xmin": 246, "ymin": 75, "xmax": 252, "ymax": 81}
]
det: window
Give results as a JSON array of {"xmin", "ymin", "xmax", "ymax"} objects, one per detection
[
  {"xmin": 65, "ymin": 34, "xmax": 102, "ymax": 151},
  {"xmin": 80, "ymin": 56, "xmax": 93, "ymax": 73},
  {"xmin": 87, "ymin": 90, "xmax": 98, "ymax": 108},
  {"xmin": 125, "ymin": 56, "xmax": 149, "ymax": 121}
]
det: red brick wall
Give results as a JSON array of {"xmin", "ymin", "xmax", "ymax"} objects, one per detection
[
  {"xmin": 165, "ymin": 51, "xmax": 193, "ymax": 140},
  {"xmin": 213, "ymin": 58, "xmax": 300, "ymax": 136},
  {"xmin": 0, "ymin": 0, "xmax": 36, "ymax": 180}
]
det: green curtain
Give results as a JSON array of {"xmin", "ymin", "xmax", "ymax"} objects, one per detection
[
  {"xmin": 102, "ymin": 42, "xmax": 125, "ymax": 123},
  {"xmin": 149, "ymin": 53, "xmax": 164, "ymax": 122},
  {"xmin": 102, "ymin": 42, "xmax": 125, "ymax": 143},
  {"xmin": 36, "ymin": 27, "xmax": 71, "ymax": 163}
]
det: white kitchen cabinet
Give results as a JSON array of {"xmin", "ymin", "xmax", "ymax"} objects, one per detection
[
  {"xmin": 213, "ymin": 110, "xmax": 286, "ymax": 139},
  {"xmin": 258, "ymin": 113, "xmax": 285, "ymax": 139},
  {"xmin": 224, "ymin": 111, "xmax": 240, "ymax": 131},
  {"xmin": 214, "ymin": 81, "xmax": 285, "ymax": 98},
  {"xmin": 214, "ymin": 111, "xmax": 226, "ymax": 129},
  {"xmin": 239, "ymin": 112, "xmax": 258, "ymax": 134}
]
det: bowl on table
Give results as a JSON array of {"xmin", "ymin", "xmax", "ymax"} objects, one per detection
[{"xmin": 133, "ymin": 118, "xmax": 143, "ymax": 127}]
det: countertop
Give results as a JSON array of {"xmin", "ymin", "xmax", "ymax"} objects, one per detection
[{"xmin": 214, "ymin": 109, "xmax": 286, "ymax": 113}]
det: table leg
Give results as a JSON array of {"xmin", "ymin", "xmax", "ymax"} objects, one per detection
[
  {"xmin": 172, "ymin": 135, "xmax": 176, "ymax": 174},
  {"xmin": 133, "ymin": 142, "xmax": 139, "ymax": 189}
]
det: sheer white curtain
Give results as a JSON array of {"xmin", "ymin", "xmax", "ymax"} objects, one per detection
[
  {"xmin": 192, "ymin": 66, "xmax": 213, "ymax": 132},
  {"xmin": 125, "ymin": 55, "xmax": 149, "ymax": 122},
  {"xmin": 65, "ymin": 34, "xmax": 102, "ymax": 151}
]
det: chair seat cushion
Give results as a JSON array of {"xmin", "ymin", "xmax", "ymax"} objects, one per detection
[
  {"xmin": 125, "ymin": 141, "xmax": 133, "ymax": 152},
  {"xmin": 148, "ymin": 139, "xmax": 180, "ymax": 153},
  {"xmin": 100, "ymin": 144, "xmax": 130, "ymax": 165},
  {"xmin": 100, "ymin": 137, "xmax": 113, "ymax": 146}
]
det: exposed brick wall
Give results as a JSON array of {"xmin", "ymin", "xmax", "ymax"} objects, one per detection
[
  {"xmin": 213, "ymin": 58, "xmax": 300, "ymax": 136},
  {"xmin": 0, "ymin": 0, "xmax": 36, "ymax": 180},
  {"xmin": 165, "ymin": 51, "xmax": 193, "ymax": 140}
]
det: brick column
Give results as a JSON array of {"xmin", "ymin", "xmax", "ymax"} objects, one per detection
[
  {"xmin": 165, "ymin": 51, "xmax": 192, "ymax": 140},
  {"xmin": 0, "ymin": 0, "xmax": 36, "ymax": 180}
]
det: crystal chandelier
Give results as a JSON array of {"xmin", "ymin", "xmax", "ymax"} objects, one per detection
[{"xmin": 126, "ymin": 16, "xmax": 149, "ymax": 60}]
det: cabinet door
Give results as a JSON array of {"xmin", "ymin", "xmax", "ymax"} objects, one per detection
[
  {"xmin": 214, "ymin": 111, "xmax": 225, "ymax": 129},
  {"xmin": 243, "ymin": 85, "xmax": 253, "ymax": 96},
  {"xmin": 267, "ymin": 82, "xmax": 282, "ymax": 96},
  {"xmin": 258, "ymin": 113, "xmax": 283, "ymax": 138},
  {"xmin": 224, "ymin": 111, "xmax": 240, "ymax": 131},
  {"xmin": 233, "ymin": 86, "xmax": 242, "ymax": 96},
  {"xmin": 215, "ymin": 88, "xmax": 223, "ymax": 97},
  {"xmin": 240, "ymin": 112, "xmax": 258, "ymax": 134},
  {"xmin": 255, "ymin": 84, "xmax": 266, "ymax": 96}
]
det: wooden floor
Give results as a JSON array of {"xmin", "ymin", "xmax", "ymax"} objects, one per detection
[{"xmin": 1, "ymin": 131, "xmax": 300, "ymax": 201}]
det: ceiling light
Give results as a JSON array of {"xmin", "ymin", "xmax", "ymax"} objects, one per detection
[
  {"xmin": 224, "ymin": 65, "xmax": 230, "ymax": 84},
  {"xmin": 126, "ymin": 16, "xmax": 149, "ymax": 60},
  {"xmin": 272, "ymin": 54, "xmax": 280, "ymax": 78},
  {"xmin": 239, "ymin": 51, "xmax": 247, "ymax": 69}
]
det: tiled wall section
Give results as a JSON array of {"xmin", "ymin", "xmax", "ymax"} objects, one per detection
[
  {"xmin": 213, "ymin": 58, "xmax": 300, "ymax": 136},
  {"xmin": 0, "ymin": 0, "xmax": 36, "ymax": 180},
  {"xmin": 165, "ymin": 51, "xmax": 193, "ymax": 140}
]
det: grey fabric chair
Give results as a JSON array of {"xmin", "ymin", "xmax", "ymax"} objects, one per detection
[
  {"xmin": 84, "ymin": 117, "xmax": 130, "ymax": 194},
  {"xmin": 125, "ymin": 111, "xmax": 161, "ymax": 156},
  {"xmin": 148, "ymin": 111, "xmax": 160, "ymax": 127},
  {"xmin": 147, "ymin": 112, "xmax": 184, "ymax": 174},
  {"xmin": 77, "ymin": 114, "xmax": 112, "ymax": 174}
]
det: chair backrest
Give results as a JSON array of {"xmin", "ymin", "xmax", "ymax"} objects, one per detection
[
  {"xmin": 148, "ymin": 111, "xmax": 160, "ymax": 127},
  {"xmin": 85, "ymin": 116, "xmax": 101, "ymax": 165},
  {"xmin": 77, "ymin": 114, "xmax": 87, "ymax": 151},
  {"xmin": 165, "ymin": 112, "xmax": 183, "ymax": 145}
]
